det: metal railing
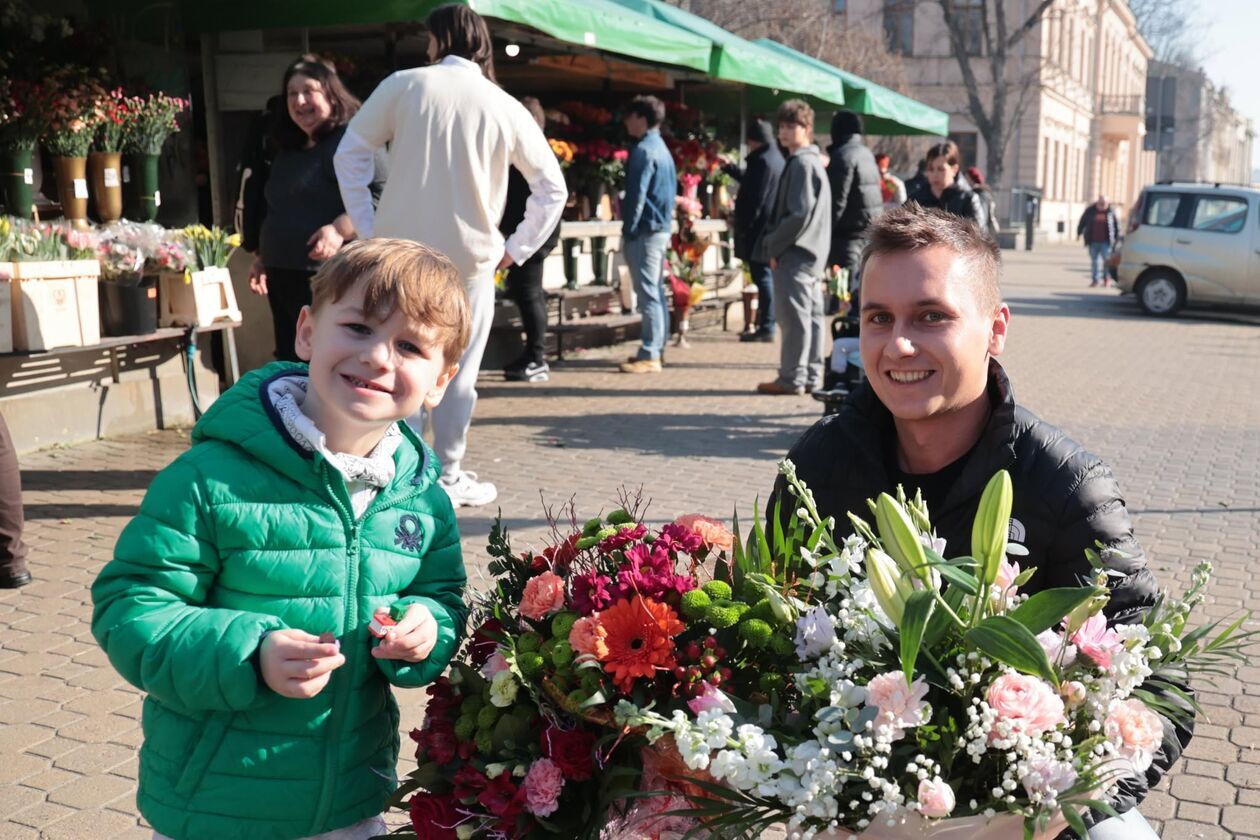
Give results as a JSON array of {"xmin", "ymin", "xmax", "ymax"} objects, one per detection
[{"xmin": 1098, "ymin": 94, "xmax": 1144, "ymax": 115}]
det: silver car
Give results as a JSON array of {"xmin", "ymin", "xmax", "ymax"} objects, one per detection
[{"xmin": 1116, "ymin": 182, "xmax": 1260, "ymax": 315}]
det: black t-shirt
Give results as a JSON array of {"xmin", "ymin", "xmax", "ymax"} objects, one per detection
[{"xmin": 884, "ymin": 435, "xmax": 978, "ymax": 521}]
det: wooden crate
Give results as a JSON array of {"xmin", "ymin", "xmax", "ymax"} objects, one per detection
[
  {"xmin": 7, "ymin": 260, "xmax": 101, "ymax": 351},
  {"xmin": 158, "ymin": 267, "xmax": 242, "ymax": 328}
]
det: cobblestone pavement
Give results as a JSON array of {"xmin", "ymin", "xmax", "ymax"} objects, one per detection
[{"xmin": 2, "ymin": 244, "xmax": 1258, "ymax": 838}]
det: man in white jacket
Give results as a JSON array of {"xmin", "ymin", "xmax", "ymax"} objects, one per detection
[{"xmin": 335, "ymin": 4, "xmax": 566, "ymax": 507}]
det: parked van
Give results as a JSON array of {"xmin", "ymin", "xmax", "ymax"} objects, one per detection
[{"xmin": 1115, "ymin": 181, "xmax": 1260, "ymax": 315}]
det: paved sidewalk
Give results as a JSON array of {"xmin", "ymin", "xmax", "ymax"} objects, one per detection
[{"xmin": 2, "ymin": 245, "xmax": 1258, "ymax": 838}]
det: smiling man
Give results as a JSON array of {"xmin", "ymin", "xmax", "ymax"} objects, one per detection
[{"xmin": 770, "ymin": 206, "xmax": 1184, "ymax": 839}]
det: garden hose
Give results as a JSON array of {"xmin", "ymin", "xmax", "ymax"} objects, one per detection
[{"xmin": 183, "ymin": 324, "xmax": 203, "ymax": 420}]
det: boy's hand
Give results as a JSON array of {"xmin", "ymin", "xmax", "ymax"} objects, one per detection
[
  {"xmin": 371, "ymin": 604, "xmax": 438, "ymax": 663},
  {"xmin": 259, "ymin": 629, "xmax": 345, "ymax": 699}
]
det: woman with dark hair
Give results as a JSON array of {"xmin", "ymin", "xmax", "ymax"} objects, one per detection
[
  {"xmin": 248, "ymin": 56, "xmax": 382, "ymax": 362},
  {"xmin": 908, "ymin": 140, "xmax": 988, "ymax": 230},
  {"xmin": 336, "ymin": 3, "xmax": 566, "ymax": 508}
]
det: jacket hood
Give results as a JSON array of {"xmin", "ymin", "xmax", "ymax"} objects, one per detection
[
  {"xmin": 790, "ymin": 144, "xmax": 823, "ymax": 160},
  {"xmin": 830, "ymin": 110, "xmax": 863, "ymax": 142},
  {"xmin": 192, "ymin": 361, "xmax": 435, "ymax": 494},
  {"xmin": 747, "ymin": 118, "xmax": 776, "ymax": 147}
]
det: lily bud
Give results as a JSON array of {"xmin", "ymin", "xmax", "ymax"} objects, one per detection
[
  {"xmin": 971, "ymin": 471, "xmax": 1013, "ymax": 585},
  {"xmin": 875, "ymin": 493, "xmax": 932, "ymax": 587},
  {"xmin": 1065, "ymin": 589, "xmax": 1110, "ymax": 634},
  {"xmin": 866, "ymin": 548, "xmax": 910, "ymax": 625}
]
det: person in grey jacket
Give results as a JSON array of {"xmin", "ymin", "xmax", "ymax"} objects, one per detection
[
  {"xmin": 825, "ymin": 110, "xmax": 884, "ymax": 279},
  {"xmin": 753, "ymin": 99, "xmax": 832, "ymax": 396}
]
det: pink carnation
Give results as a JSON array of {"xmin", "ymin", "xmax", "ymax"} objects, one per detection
[
  {"xmin": 864, "ymin": 671, "xmax": 931, "ymax": 740},
  {"xmin": 986, "ymin": 673, "xmax": 1066, "ymax": 738},
  {"xmin": 569, "ymin": 614, "xmax": 609, "ymax": 659},
  {"xmin": 1105, "ymin": 698, "xmax": 1164, "ymax": 774},
  {"xmin": 916, "ymin": 778, "xmax": 956, "ymax": 818},
  {"xmin": 480, "ymin": 650, "xmax": 509, "ymax": 679},
  {"xmin": 673, "ymin": 514, "xmax": 734, "ymax": 553},
  {"xmin": 1071, "ymin": 614, "xmax": 1124, "ymax": 669},
  {"xmin": 520, "ymin": 571, "xmax": 567, "ymax": 621},
  {"xmin": 522, "ymin": 757, "xmax": 565, "ymax": 817}
]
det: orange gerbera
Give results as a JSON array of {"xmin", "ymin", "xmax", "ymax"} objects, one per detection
[{"xmin": 595, "ymin": 595, "xmax": 684, "ymax": 692}]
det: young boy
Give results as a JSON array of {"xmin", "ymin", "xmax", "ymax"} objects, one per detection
[{"xmin": 92, "ymin": 239, "xmax": 471, "ymax": 840}]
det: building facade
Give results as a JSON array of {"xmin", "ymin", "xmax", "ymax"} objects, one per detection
[
  {"xmin": 842, "ymin": 0, "xmax": 1157, "ymax": 239},
  {"xmin": 1146, "ymin": 60, "xmax": 1256, "ymax": 186}
]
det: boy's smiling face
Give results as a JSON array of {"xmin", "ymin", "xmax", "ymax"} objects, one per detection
[{"xmin": 294, "ymin": 284, "xmax": 458, "ymax": 453}]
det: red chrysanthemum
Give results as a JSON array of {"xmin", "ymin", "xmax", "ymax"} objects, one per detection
[{"xmin": 595, "ymin": 595, "xmax": 684, "ymax": 692}]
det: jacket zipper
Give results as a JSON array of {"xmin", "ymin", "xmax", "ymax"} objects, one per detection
[{"xmin": 312, "ymin": 461, "xmax": 358, "ymax": 833}]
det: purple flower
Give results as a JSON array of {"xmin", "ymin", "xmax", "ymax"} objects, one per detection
[{"xmin": 571, "ymin": 569, "xmax": 614, "ymax": 616}]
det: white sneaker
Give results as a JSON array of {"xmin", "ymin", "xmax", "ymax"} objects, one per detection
[{"xmin": 439, "ymin": 470, "xmax": 498, "ymax": 507}]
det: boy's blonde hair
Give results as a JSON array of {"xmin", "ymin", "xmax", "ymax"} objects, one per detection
[{"xmin": 310, "ymin": 238, "xmax": 471, "ymax": 364}]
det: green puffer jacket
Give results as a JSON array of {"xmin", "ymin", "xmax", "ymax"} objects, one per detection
[{"xmin": 91, "ymin": 362, "xmax": 467, "ymax": 840}]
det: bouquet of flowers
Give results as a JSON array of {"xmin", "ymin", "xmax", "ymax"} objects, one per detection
[
  {"xmin": 94, "ymin": 87, "xmax": 129, "ymax": 153},
  {"xmin": 121, "ymin": 91, "xmax": 188, "ymax": 156},
  {"xmin": 571, "ymin": 138, "xmax": 628, "ymax": 193},
  {"xmin": 395, "ymin": 499, "xmax": 819, "ymax": 838},
  {"xmin": 0, "ymin": 216, "xmax": 96, "ymax": 260},
  {"xmin": 615, "ymin": 463, "xmax": 1251, "ymax": 839},
  {"xmin": 548, "ymin": 138, "xmax": 577, "ymax": 168},
  {"xmin": 555, "ymin": 100, "xmax": 613, "ymax": 127},
  {"xmin": 182, "ymin": 224, "xmax": 239, "ymax": 270},
  {"xmin": 0, "ymin": 76, "xmax": 47, "ymax": 152},
  {"xmin": 39, "ymin": 67, "xmax": 107, "ymax": 158},
  {"xmin": 95, "ymin": 221, "xmax": 189, "ymax": 279}
]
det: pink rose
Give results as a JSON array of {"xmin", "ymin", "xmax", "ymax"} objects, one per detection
[
  {"xmin": 522, "ymin": 757, "xmax": 565, "ymax": 817},
  {"xmin": 480, "ymin": 650, "xmax": 509, "ymax": 679},
  {"xmin": 686, "ymin": 682, "xmax": 736, "ymax": 716},
  {"xmin": 986, "ymin": 673, "xmax": 1066, "ymax": 738},
  {"xmin": 1071, "ymin": 614, "xmax": 1123, "ymax": 669},
  {"xmin": 917, "ymin": 778, "xmax": 956, "ymax": 818},
  {"xmin": 1105, "ymin": 699, "xmax": 1163, "ymax": 774},
  {"xmin": 568, "ymin": 614, "xmax": 608, "ymax": 659},
  {"xmin": 521, "ymin": 571, "xmax": 567, "ymax": 621},
  {"xmin": 864, "ymin": 671, "xmax": 931, "ymax": 740}
]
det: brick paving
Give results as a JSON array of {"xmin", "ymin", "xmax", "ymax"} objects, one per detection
[{"xmin": 2, "ymin": 243, "xmax": 1258, "ymax": 838}]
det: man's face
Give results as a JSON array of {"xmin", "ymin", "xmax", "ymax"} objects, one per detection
[
  {"xmin": 859, "ymin": 246, "xmax": 1009, "ymax": 423},
  {"xmin": 295, "ymin": 285, "xmax": 459, "ymax": 435},
  {"xmin": 624, "ymin": 113, "xmax": 648, "ymax": 139},
  {"xmin": 777, "ymin": 121, "xmax": 809, "ymax": 151},
  {"xmin": 1096, "ymin": 197, "xmax": 1108, "ymax": 210}
]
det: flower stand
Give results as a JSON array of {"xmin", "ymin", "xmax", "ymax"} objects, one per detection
[{"xmin": 158, "ymin": 267, "xmax": 242, "ymax": 328}]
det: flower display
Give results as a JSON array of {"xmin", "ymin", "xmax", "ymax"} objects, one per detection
[
  {"xmin": 182, "ymin": 224, "xmax": 240, "ymax": 270},
  {"xmin": 94, "ymin": 87, "xmax": 129, "ymax": 153},
  {"xmin": 39, "ymin": 66, "xmax": 107, "ymax": 158},
  {"xmin": 120, "ymin": 91, "xmax": 188, "ymax": 156}
]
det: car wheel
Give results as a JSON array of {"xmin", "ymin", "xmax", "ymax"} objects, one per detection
[{"xmin": 1136, "ymin": 270, "xmax": 1186, "ymax": 316}]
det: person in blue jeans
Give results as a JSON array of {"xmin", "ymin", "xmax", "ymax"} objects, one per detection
[
  {"xmin": 724, "ymin": 119, "xmax": 785, "ymax": 342},
  {"xmin": 619, "ymin": 95, "xmax": 677, "ymax": 374},
  {"xmin": 1077, "ymin": 195, "xmax": 1119, "ymax": 288}
]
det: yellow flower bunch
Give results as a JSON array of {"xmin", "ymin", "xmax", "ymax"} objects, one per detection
[
  {"xmin": 548, "ymin": 137, "xmax": 577, "ymax": 165},
  {"xmin": 183, "ymin": 224, "xmax": 241, "ymax": 270}
]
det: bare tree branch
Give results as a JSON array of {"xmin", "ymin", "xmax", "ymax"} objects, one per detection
[{"xmin": 1005, "ymin": 0, "xmax": 1057, "ymax": 50}]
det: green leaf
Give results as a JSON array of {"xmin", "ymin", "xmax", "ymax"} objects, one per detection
[
  {"xmin": 899, "ymin": 590, "xmax": 935, "ymax": 683},
  {"xmin": 1007, "ymin": 587, "xmax": 1098, "ymax": 635},
  {"xmin": 931, "ymin": 559, "xmax": 980, "ymax": 595},
  {"xmin": 753, "ymin": 501, "xmax": 772, "ymax": 575},
  {"xmin": 924, "ymin": 585, "xmax": 968, "ymax": 648},
  {"xmin": 965, "ymin": 615, "xmax": 1059, "ymax": 684},
  {"xmin": 1062, "ymin": 805, "xmax": 1087, "ymax": 837}
]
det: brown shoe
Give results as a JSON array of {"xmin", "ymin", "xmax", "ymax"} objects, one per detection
[
  {"xmin": 757, "ymin": 381, "xmax": 805, "ymax": 395},
  {"xmin": 619, "ymin": 358, "xmax": 663, "ymax": 374},
  {"xmin": 626, "ymin": 353, "xmax": 666, "ymax": 366}
]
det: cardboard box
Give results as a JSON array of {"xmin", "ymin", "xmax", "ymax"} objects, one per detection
[
  {"xmin": 8, "ymin": 260, "xmax": 101, "ymax": 351},
  {"xmin": 159, "ymin": 267, "xmax": 242, "ymax": 328}
]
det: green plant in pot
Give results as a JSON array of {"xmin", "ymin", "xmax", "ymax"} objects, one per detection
[
  {"xmin": 120, "ymin": 91, "xmax": 188, "ymax": 222},
  {"xmin": 0, "ymin": 77, "xmax": 48, "ymax": 219}
]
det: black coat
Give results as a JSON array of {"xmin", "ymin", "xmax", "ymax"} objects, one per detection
[
  {"xmin": 1077, "ymin": 204, "xmax": 1120, "ymax": 246},
  {"xmin": 500, "ymin": 167, "xmax": 561, "ymax": 265},
  {"xmin": 730, "ymin": 140, "xmax": 785, "ymax": 263},
  {"xmin": 910, "ymin": 178, "xmax": 988, "ymax": 229},
  {"xmin": 770, "ymin": 361, "xmax": 1191, "ymax": 825},
  {"xmin": 825, "ymin": 133, "xmax": 884, "ymax": 244}
]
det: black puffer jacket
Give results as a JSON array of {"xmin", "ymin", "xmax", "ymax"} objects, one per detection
[
  {"xmin": 909, "ymin": 178, "xmax": 988, "ymax": 230},
  {"xmin": 825, "ymin": 131, "xmax": 883, "ymax": 245},
  {"xmin": 769, "ymin": 361, "xmax": 1192, "ymax": 823}
]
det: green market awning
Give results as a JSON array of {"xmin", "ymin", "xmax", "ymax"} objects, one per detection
[
  {"xmin": 608, "ymin": 0, "xmax": 846, "ymax": 107},
  {"xmin": 175, "ymin": 0, "xmax": 714, "ymax": 74},
  {"xmin": 753, "ymin": 39, "xmax": 949, "ymax": 136}
]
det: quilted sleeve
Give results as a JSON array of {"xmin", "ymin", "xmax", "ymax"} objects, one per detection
[
  {"xmin": 376, "ymin": 496, "xmax": 468, "ymax": 688},
  {"xmin": 91, "ymin": 457, "xmax": 286, "ymax": 714}
]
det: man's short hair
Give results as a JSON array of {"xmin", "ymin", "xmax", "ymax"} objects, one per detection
[
  {"xmin": 776, "ymin": 99, "xmax": 814, "ymax": 133},
  {"xmin": 311, "ymin": 239, "xmax": 471, "ymax": 364},
  {"xmin": 860, "ymin": 205, "xmax": 1002, "ymax": 313},
  {"xmin": 625, "ymin": 95, "xmax": 665, "ymax": 128}
]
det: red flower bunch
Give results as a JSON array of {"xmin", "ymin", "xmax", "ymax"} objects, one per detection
[
  {"xmin": 94, "ymin": 88, "xmax": 130, "ymax": 153},
  {"xmin": 39, "ymin": 67, "xmax": 109, "ymax": 157},
  {"xmin": 555, "ymin": 100, "xmax": 613, "ymax": 126}
]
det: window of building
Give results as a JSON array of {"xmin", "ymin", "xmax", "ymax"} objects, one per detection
[
  {"xmin": 1042, "ymin": 137, "xmax": 1050, "ymax": 192},
  {"xmin": 833, "ymin": 0, "xmax": 847, "ymax": 11},
  {"xmin": 950, "ymin": 0, "xmax": 985, "ymax": 56},
  {"xmin": 951, "ymin": 132, "xmax": 979, "ymax": 172},
  {"xmin": 1190, "ymin": 196, "xmax": 1247, "ymax": 233},
  {"xmin": 884, "ymin": 1, "xmax": 915, "ymax": 55}
]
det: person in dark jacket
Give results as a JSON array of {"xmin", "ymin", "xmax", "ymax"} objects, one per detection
[
  {"xmin": 725, "ymin": 118, "xmax": 785, "ymax": 341},
  {"xmin": 903, "ymin": 157, "xmax": 928, "ymax": 200},
  {"xmin": 825, "ymin": 110, "xmax": 884, "ymax": 278},
  {"xmin": 909, "ymin": 140, "xmax": 988, "ymax": 230},
  {"xmin": 501, "ymin": 96, "xmax": 562, "ymax": 382},
  {"xmin": 770, "ymin": 207, "xmax": 1186, "ymax": 840},
  {"xmin": 1077, "ymin": 195, "xmax": 1121, "ymax": 288}
]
